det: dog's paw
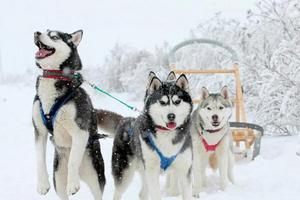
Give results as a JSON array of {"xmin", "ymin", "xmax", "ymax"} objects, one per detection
[
  {"xmin": 165, "ymin": 188, "xmax": 180, "ymax": 197},
  {"xmin": 67, "ymin": 180, "xmax": 80, "ymax": 195},
  {"xmin": 37, "ymin": 179, "xmax": 51, "ymax": 195},
  {"xmin": 220, "ymin": 181, "xmax": 229, "ymax": 191}
]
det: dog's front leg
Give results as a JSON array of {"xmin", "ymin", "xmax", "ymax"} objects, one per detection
[
  {"xmin": 35, "ymin": 128, "xmax": 51, "ymax": 195},
  {"xmin": 144, "ymin": 166, "xmax": 161, "ymax": 200},
  {"xmin": 180, "ymin": 171, "xmax": 192, "ymax": 200},
  {"xmin": 33, "ymin": 101, "xmax": 51, "ymax": 195},
  {"xmin": 67, "ymin": 127, "xmax": 88, "ymax": 196},
  {"xmin": 178, "ymin": 152, "xmax": 193, "ymax": 200},
  {"xmin": 228, "ymin": 150, "xmax": 235, "ymax": 184},
  {"xmin": 165, "ymin": 172, "xmax": 179, "ymax": 197},
  {"xmin": 217, "ymin": 137, "xmax": 231, "ymax": 190}
]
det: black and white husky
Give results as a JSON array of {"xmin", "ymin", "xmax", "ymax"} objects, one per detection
[
  {"xmin": 32, "ymin": 30, "xmax": 105, "ymax": 200},
  {"xmin": 191, "ymin": 87, "xmax": 235, "ymax": 196},
  {"xmin": 97, "ymin": 72, "xmax": 193, "ymax": 200}
]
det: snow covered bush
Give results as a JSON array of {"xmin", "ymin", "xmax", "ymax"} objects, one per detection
[
  {"xmin": 183, "ymin": 0, "xmax": 300, "ymax": 135},
  {"xmin": 98, "ymin": 43, "xmax": 170, "ymax": 97}
]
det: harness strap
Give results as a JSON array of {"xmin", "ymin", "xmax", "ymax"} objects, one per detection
[
  {"xmin": 146, "ymin": 132, "xmax": 180, "ymax": 171},
  {"xmin": 39, "ymin": 90, "xmax": 76, "ymax": 134},
  {"xmin": 198, "ymin": 127, "xmax": 228, "ymax": 152},
  {"xmin": 201, "ymin": 137, "xmax": 220, "ymax": 152},
  {"xmin": 127, "ymin": 127, "xmax": 134, "ymax": 137}
]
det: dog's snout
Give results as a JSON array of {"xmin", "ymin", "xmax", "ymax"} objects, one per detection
[
  {"xmin": 212, "ymin": 115, "xmax": 218, "ymax": 122},
  {"xmin": 167, "ymin": 113, "xmax": 176, "ymax": 121},
  {"xmin": 35, "ymin": 31, "xmax": 41, "ymax": 37}
]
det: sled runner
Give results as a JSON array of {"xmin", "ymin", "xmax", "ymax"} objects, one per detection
[{"xmin": 168, "ymin": 39, "xmax": 264, "ymax": 160}]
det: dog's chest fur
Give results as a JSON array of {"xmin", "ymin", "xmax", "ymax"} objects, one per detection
[
  {"xmin": 141, "ymin": 129, "xmax": 184, "ymax": 167},
  {"xmin": 36, "ymin": 78, "xmax": 74, "ymax": 147},
  {"xmin": 37, "ymin": 78, "xmax": 60, "ymax": 114},
  {"xmin": 153, "ymin": 130, "xmax": 183, "ymax": 156}
]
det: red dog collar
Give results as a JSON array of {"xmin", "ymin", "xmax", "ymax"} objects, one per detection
[{"xmin": 42, "ymin": 69, "xmax": 75, "ymax": 81}]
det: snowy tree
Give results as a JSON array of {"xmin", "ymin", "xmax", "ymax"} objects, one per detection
[
  {"xmin": 187, "ymin": 0, "xmax": 300, "ymax": 135},
  {"xmin": 98, "ymin": 43, "xmax": 170, "ymax": 98}
]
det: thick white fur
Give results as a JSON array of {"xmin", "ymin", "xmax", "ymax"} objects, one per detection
[{"xmin": 140, "ymin": 130, "xmax": 192, "ymax": 200}]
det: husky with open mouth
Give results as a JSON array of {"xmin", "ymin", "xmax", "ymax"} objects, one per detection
[
  {"xmin": 32, "ymin": 30, "xmax": 105, "ymax": 200},
  {"xmin": 97, "ymin": 72, "xmax": 193, "ymax": 200}
]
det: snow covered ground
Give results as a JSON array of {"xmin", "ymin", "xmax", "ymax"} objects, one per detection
[{"xmin": 0, "ymin": 83, "xmax": 300, "ymax": 200}]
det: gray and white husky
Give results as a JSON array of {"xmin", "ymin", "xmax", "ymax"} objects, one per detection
[
  {"xmin": 166, "ymin": 86, "xmax": 235, "ymax": 197},
  {"xmin": 192, "ymin": 86, "xmax": 235, "ymax": 196},
  {"xmin": 97, "ymin": 72, "xmax": 193, "ymax": 200},
  {"xmin": 32, "ymin": 30, "xmax": 105, "ymax": 200}
]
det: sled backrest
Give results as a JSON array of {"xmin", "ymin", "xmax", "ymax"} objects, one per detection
[{"xmin": 168, "ymin": 39, "xmax": 246, "ymax": 123}]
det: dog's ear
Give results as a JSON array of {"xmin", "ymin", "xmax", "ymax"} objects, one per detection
[
  {"xmin": 148, "ymin": 71, "xmax": 156, "ymax": 82},
  {"xmin": 200, "ymin": 87, "xmax": 209, "ymax": 100},
  {"xmin": 147, "ymin": 71, "xmax": 156, "ymax": 88},
  {"xmin": 166, "ymin": 71, "xmax": 176, "ymax": 81},
  {"xmin": 176, "ymin": 74, "xmax": 189, "ymax": 92},
  {"xmin": 70, "ymin": 30, "xmax": 83, "ymax": 46},
  {"xmin": 220, "ymin": 86, "xmax": 230, "ymax": 100},
  {"xmin": 149, "ymin": 77, "xmax": 162, "ymax": 94}
]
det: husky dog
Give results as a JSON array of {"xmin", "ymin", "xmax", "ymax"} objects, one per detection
[
  {"xmin": 32, "ymin": 30, "xmax": 105, "ymax": 200},
  {"xmin": 191, "ymin": 86, "xmax": 235, "ymax": 196},
  {"xmin": 97, "ymin": 72, "xmax": 193, "ymax": 200}
]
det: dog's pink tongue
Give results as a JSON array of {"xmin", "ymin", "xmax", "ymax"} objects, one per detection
[
  {"xmin": 35, "ymin": 49, "xmax": 51, "ymax": 58},
  {"xmin": 166, "ymin": 122, "xmax": 177, "ymax": 129}
]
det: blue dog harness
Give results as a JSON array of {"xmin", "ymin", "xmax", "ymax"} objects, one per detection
[
  {"xmin": 126, "ymin": 127, "xmax": 180, "ymax": 171},
  {"xmin": 145, "ymin": 132, "xmax": 180, "ymax": 171},
  {"xmin": 39, "ymin": 90, "xmax": 75, "ymax": 134}
]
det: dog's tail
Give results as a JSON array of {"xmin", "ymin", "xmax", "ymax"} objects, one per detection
[
  {"xmin": 96, "ymin": 109, "xmax": 124, "ymax": 137},
  {"xmin": 209, "ymin": 153, "xmax": 218, "ymax": 171}
]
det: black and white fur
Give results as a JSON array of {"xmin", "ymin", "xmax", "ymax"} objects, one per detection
[
  {"xmin": 32, "ymin": 30, "xmax": 105, "ymax": 200},
  {"xmin": 97, "ymin": 72, "xmax": 193, "ymax": 200}
]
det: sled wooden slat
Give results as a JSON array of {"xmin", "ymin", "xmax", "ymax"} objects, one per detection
[{"xmin": 172, "ymin": 69, "xmax": 236, "ymax": 74}]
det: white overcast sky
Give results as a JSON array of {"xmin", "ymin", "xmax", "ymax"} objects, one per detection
[{"xmin": 0, "ymin": 0, "xmax": 257, "ymax": 74}]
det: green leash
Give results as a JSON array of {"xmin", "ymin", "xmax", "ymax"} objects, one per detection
[{"xmin": 79, "ymin": 75, "xmax": 142, "ymax": 113}]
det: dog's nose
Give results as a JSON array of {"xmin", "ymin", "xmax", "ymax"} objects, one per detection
[
  {"xmin": 212, "ymin": 115, "xmax": 218, "ymax": 122},
  {"xmin": 167, "ymin": 113, "xmax": 176, "ymax": 121},
  {"xmin": 34, "ymin": 31, "xmax": 41, "ymax": 37}
]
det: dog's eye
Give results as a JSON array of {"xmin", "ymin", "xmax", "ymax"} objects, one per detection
[
  {"xmin": 207, "ymin": 107, "xmax": 212, "ymax": 110},
  {"xmin": 159, "ymin": 101, "xmax": 167, "ymax": 106},
  {"xmin": 174, "ymin": 99, "xmax": 181, "ymax": 105},
  {"xmin": 51, "ymin": 36, "xmax": 60, "ymax": 40},
  {"xmin": 219, "ymin": 106, "xmax": 224, "ymax": 110}
]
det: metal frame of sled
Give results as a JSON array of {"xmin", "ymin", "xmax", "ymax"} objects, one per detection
[{"xmin": 168, "ymin": 39, "xmax": 264, "ymax": 160}]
